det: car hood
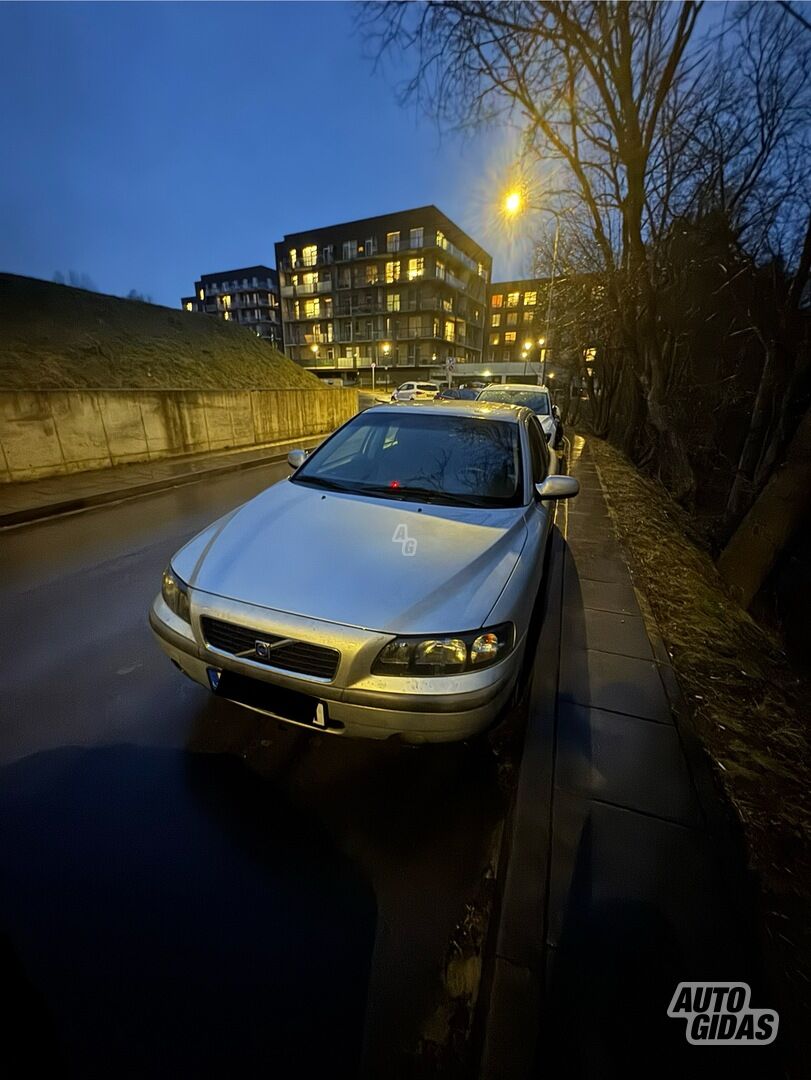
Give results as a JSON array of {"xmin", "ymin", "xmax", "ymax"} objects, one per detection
[{"xmin": 173, "ymin": 479, "xmax": 527, "ymax": 634}]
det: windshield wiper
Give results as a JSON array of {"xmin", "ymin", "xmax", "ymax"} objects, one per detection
[
  {"xmin": 357, "ymin": 484, "xmax": 491, "ymax": 508},
  {"xmin": 291, "ymin": 475, "xmax": 358, "ymax": 494}
]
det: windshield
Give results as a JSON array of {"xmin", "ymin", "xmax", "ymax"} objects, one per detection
[
  {"xmin": 293, "ymin": 410, "xmax": 523, "ymax": 508},
  {"xmin": 477, "ymin": 388, "xmax": 551, "ymax": 415}
]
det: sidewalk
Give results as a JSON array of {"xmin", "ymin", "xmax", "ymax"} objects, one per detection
[
  {"xmin": 479, "ymin": 436, "xmax": 777, "ymax": 1080},
  {"xmin": 0, "ymin": 434, "xmax": 326, "ymax": 528}
]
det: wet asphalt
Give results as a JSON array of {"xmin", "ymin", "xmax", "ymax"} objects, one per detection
[{"xmin": 0, "ymin": 463, "xmax": 506, "ymax": 1078}]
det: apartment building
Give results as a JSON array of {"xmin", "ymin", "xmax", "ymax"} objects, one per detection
[
  {"xmin": 486, "ymin": 278, "xmax": 549, "ymax": 364},
  {"xmin": 274, "ymin": 207, "xmax": 491, "ymax": 385},
  {"xmin": 181, "ymin": 265, "xmax": 282, "ymax": 346}
]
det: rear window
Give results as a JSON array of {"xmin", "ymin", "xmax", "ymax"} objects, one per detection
[
  {"xmin": 478, "ymin": 388, "xmax": 551, "ymax": 415},
  {"xmin": 417, "ymin": 383, "xmax": 438, "ymax": 391}
]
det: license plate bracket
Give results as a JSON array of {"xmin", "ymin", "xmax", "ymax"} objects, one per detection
[{"xmin": 214, "ymin": 671, "xmax": 329, "ymax": 729}]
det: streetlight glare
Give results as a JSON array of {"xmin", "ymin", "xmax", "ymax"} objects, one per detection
[{"xmin": 504, "ymin": 190, "xmax": 522, "ymax": 215}]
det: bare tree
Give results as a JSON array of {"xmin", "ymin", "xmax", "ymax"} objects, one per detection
[{"xmin": 362, "ymin": 0, "xmax": 705, "ymax": 497}]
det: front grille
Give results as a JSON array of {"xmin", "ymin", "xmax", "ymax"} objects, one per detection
[{"xmin": 201, "ymin": 616, "xmax": 340, "ymax": 681}]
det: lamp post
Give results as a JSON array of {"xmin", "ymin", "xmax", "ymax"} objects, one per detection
[
  {"xmin": 503, "ymin": 188, "xmax": 561, "ymax": 386},
  {"xmin": 374, "ymin": 341, "xmax": 391, "ymax": 392}
]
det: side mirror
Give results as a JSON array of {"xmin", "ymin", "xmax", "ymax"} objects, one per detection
[
  {"xmin": 287, "ymin": 449, "xmax": 308, "ymax": 470},
  {"xmin": 535, "ymin": 475, "xmax": 579, "ymax": 500}
]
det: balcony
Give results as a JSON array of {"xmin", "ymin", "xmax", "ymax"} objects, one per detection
[{"xmin": 435, "ymin": 236, "xmax": 479, "ymax": 274}]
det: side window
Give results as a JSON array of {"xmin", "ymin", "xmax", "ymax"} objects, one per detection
[{"xmin": 527, "ymin": 418, "xmax": 549, "ymax": 488}]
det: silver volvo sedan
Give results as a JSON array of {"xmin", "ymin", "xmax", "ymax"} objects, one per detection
[{"xmin": 149, "ymin": 401, "xmax": 578, "ymax": 743}]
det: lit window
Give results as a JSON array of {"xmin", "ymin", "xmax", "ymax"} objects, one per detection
[
  {"xmin": 184, "ymin": 302, "xmax": 193, "ymax": 312},
  {"xmin": 436, "ymin": 229, "xmax": 447, "ymax": 250},
  {"xmin": 385, "ymin": 260, "xmax": 400, "ymax": 283},
  {"xmin": 523, "ymin": 291, "xmax": 537, "ymax": 306},
  {"xmin": 436, "ymin": 260, "xmax": 446, "ymax": 281},
  {"xmin": 302, "ymin": 272, "xmax": 317, "ymax": 288},
  {"xmin": 290, "ymin": 248, "xmax": 298, "ymax": 267},
  {"xmin": 442, "ymin": 297, "xmax": 453, "ymax": 312},
  {"xmin": 304, "ymin": 299, "xmax": 321, "ymax": 319},
  {"xmin": 444, "ymin": 321, "xmax": 455, "ymax": 342},
  {"xmin": 387, "ymin": 293, "xmax": 401, "ymax": 312},
  {"xmin": 410, "ymin": 227, "xmax": 424, "ymax": 249},
  {"xmin": 222, "ymin": 294, "xmax": 232, "ymax": 308},
  {"xmin": 504, "ymin": 331, "xmax": 516, "ymax": 343},
  {"xmin": 490, "ymin": 333, "xmax": 500, "ymax": 345},
  {"xmin": 491, "ymin": 313, "xmax": 501, "ymax": 327},
  {"xmin": 198, "ymin": 289, "xmax": 204, "ymax": 301},
  {"xmin": 302, "ymin": 245, "xmax": 318, "ymax": 267},
  {"xmin": 491, "ymin": 294, "xmax": 503, "ymax": 308},
  {"xmin": 366, "ymin": 264, "xmax": 379, "ymax": 284},
  {"xmin": 523, "ymin": 311, "xmax": 533, "ymax": 323},
  {"xmin": 506, "ymin": 312, "xmax": 518, "ymax": 326},
  {"xmin": 223, "ymin": 311, "xmax": 232, "ymax": 321},
  {"xmin": 507, "ymin": 292, "xmax": 519, "ymax": 307},
  {"xmin": 408, "ymin": 257, "xmax": 424, "ymax": 280},
  {"xmin": 386, "ymin": 231, "xmax": 400, "ymax": 253},
  {"xmin": 478, "ymin": 263, "xmax": 487, "ymax": 279}
]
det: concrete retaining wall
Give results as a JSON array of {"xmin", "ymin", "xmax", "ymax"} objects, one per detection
[{"xmin": 0, "ymin": 388, "xmax": 358, "ymax": 483}]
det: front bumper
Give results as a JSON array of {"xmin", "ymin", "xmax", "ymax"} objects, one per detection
[{"xmin": 149, "ymin": 595, "xmax": 521, "ymax": 743}]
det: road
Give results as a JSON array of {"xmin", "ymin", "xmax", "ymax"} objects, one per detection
[{"xmin": 0, "ymin": 463, "xmax": 507, "ymax": 1078}]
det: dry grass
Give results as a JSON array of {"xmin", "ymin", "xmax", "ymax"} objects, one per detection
[
  {"xmin": 590, "ymin": 438, "xmax": 811, "ymax": 1059},
  {"xmin": 0, "ymin": 273, "xmax": 320, "ymax": 390}
]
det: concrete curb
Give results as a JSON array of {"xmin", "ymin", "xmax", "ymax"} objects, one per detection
[
  {"xmin": 0, "ymin": 436, "xmax": 325, "ymax": 528},
  {"xmin": 474, "ymin": 526, "xmax": 566, "ymax": 1080}
]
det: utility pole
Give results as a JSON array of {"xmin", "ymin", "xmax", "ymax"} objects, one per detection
[{"xmin": 542, "ymin": 218, "xmax": 560, "ymax": 384}]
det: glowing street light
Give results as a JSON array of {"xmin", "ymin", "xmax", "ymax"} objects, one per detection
[{"xmin": 504, "ymin": 190, "xmax": 522, "ymax": 215}]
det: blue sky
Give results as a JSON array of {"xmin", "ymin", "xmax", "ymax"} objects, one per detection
[{"xmin": 0, "ymin": 1, "xmax": 531, "ymax": 307}]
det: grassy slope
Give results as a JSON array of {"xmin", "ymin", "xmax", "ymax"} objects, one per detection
[
  {"xmin": 0, "ymin": 274, "xmax": 320, "ymax": 390},
  {"xmin": 590, "ymin": 438, "xmax": 810, "ymax": 1067}
]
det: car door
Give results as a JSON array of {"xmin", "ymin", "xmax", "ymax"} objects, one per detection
[{"xmin": 524, "ymin": 415, "xmax": 554, "ymax": 563}]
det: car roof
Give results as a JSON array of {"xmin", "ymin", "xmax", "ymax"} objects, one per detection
[
  {"xmin": 480, "ymin": 383, "xmax": 551, "ymax": 393},
  {"xmin": 371, "ymin": 400, "xmax": 532, "ymax": 423}
]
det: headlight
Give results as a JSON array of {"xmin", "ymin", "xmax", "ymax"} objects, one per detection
[
  {"xmin": 372, "ymin": 623, "xmax": 514, "ymax": 677},
  {"xmin": 161, "ymin": 566, "xmax": 191, "ymax": 623}
]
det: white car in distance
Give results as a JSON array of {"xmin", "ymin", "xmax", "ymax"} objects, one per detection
[{"xmin": 390, "ymin": 381, "xmax": 440, "ymax": 402}]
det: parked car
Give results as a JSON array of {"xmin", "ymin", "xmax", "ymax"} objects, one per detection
[
  {"xmin": 150, "ymin": 401, "xmax": 579, "ymax": 744},
  {"xmin": 436, "ymin": 387, "xmax": 479, "ymax": 401},
  {"xmin": 476, "ymin": 383, "xmax": 564, "ymax": 449},
  {"xmin": 391, "ymin": 381, "xmax": 440, "ymax": 402}
]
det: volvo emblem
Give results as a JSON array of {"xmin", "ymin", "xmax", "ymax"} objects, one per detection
[{"xmin": 255, "ymin": 638, "xmax": 292, "ymax": 659}]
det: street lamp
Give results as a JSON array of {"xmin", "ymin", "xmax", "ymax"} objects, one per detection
[
  {"xmin": 497, "ymin": 186, "xmax": 561, "ymax": 385},
  {"xmin": 373, "ymin": 341, "xmax": 391, "ymax": 392}
]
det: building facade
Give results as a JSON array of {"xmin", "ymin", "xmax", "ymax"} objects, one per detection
[
  {"xmin": 274, "ymin": 207, "xmax": 491, "ymax": 385},
  {"xmin": 181, "ymin": 265, "xmax": 282, "ymax": 346}
]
